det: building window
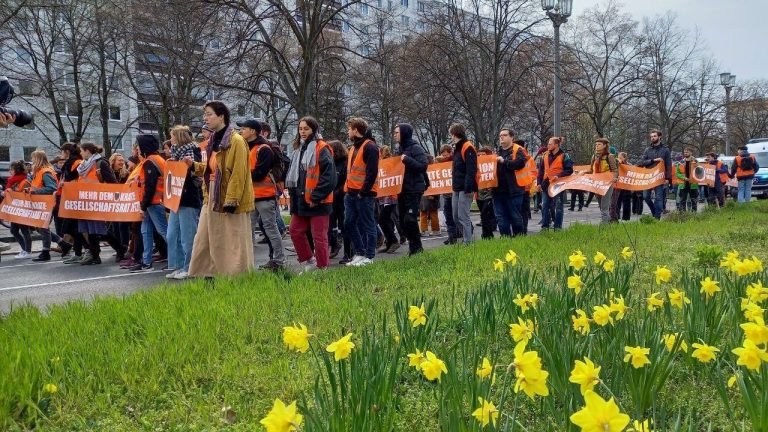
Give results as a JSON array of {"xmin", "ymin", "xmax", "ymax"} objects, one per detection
[
  {"xmin": 401, "ymin": 0, "xmax": 408, "ymax": 7},
  {"xmin": 209, "ymin": 39, "xmax": 221, "ymax": 50},
  {"xmin": 237, "ymin": 104, "xmax": 246, "ymax": 116},
  {"xmin": 110, "ymin": 135, "xmax": 123, "ymax": 151},
  {"xmin": 23, "ymin": 147, "xmax": 37, "ymax": 161},
  {"xmin": 360, "ymin": 45, "xmax": 370, "ymax": 56},
  {"xmin": 56, "ymin": 69, "xmax": 75, "ymax": 86},
  {"xmin": 14, "ymin": 46, "xmax": 31, "ymax": 63},
  {"xmin": 402, "ymin": 15, "xmax": 409, "ymax": 26},
  {"xmin": 361, "ymin": 2, "xmax": 368, "ymax": 15},
  {"xmin": 56, "ymin": 101, "xmax": 81, "ymax": 117},
  {"xmin": 109, "ymin": 106, "xmax": 121, "ymax": 121},
  {"xmin": 417, "ymin": 0, "xmax": 424, "ymax": 12},
  {"xmin": 0, "ymin": 147, "xmax": 10, "ymax": 162}
]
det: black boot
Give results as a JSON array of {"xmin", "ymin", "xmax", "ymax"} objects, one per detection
[{"xmin": 33, "ymin": 250, "xmax": 51, "ymax": 262}]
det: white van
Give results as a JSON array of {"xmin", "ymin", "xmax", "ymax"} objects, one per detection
[{"xmin": 744, "ymin": 141, "xmax": 768, "ymax": 198}]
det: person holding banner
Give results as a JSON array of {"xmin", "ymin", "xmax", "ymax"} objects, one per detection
[
  {"xmin": 4, "ymin": 161, "xmax": 32, "ymax": 258},
  {"xmin": 675, "ymin": 147, "xmax": 699, "ymax": 213},
  {"xmin": 537, "ymin": 137, "xmax": 573, "ymax": 230},
  {"xmin": 705, "ymin": 152, "xmax": 728, "ymax": 207},
  {"xmin": 57, "ymin": 143, "xmax": 84, "ymax": 261},
  {"xmin": 395, "ymin": 123, "xmax": 429, "ymax": 255},
  {"xmin": 493, "ymin": 128, "xmax": 528, "ymax": 237},
  {"xmin": 377, "ymin": 146, "xmax": 401, "ymax": 254},
  {"xmin": 186, "ymin": 101, "xmax": 255, "ymax": 277},
  {"xmin": 344, "ymin": 118, "xmax": 379, "ymax": 266},
  {"xmin": 286, "ymin": 116, "xmax": 336, "ymax": 272},
  {"xmin": 638, "ymin": 130, "xmax": 672, "ymax": 219},
  {"xmin": 165, "ymin": 125, "xmax": 202, "ymax": 280},
  {"xmin": 28, "ymin": 150, "xmax": 67, "ymax": 262},
  {"xmin": 731, "ymin": 145, "xmax": 760, "ymax": 203},
  {"xmin": 450, "ymin": 123, "xmax": 478, "ymax": 245},
  {"xmin": 581, "ymin": 138, "xmax": 618, "ymax": 224}
]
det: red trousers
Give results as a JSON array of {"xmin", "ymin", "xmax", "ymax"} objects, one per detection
[{"xmin": 289, "ymin": 214, "xmax": 330, "ymax": 268}]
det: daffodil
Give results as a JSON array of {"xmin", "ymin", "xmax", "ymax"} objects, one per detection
[
  {"xmin": 746, "ymin": 281, "xmax": 768, "ymax": 304},
  {"xmin": 408, "ymin": 303, "xmax": 427, "ymax": 327},
  {"xmin": 609, "ymin": 296, "xmax": 628, "ymax": 320},
  {"xmin": 43, "ymin": 383, "xmax": 58, "ymax": 394},
  {"xmin": 620, "ymin": 246, "xmax": 634, "ymax": 261},
  {"xmin": 568, "ymin": 274, "xmax": 585, "ymax": 294},
  {"xmin": 472, "ymin": 397, "xmax": 499, "ymax": 428},
  {"xmin": 572, "ymin": 309, "xmax": 591, "ymax": 336},
  {"xmin": 505, "ymin": 249, "xmax": 519, "ymax": 265},
  {"xmin": 624, "ymin": 346, "xmax": 651, "ymax": 369},
  {"xmin": 661, "ymin": 333, "xmax": 688, "ymax": 353},
  {"xmin": 720, "ymin": 250, "xmax": 740, "ymax": 270},
  {"xmin": 668, "ymin": 288, "xmax": 690, "ymax": 309},
  {"xmin": 260, "ymin": 399, "xmax": 303, "ymax": 432},
  {"xmin": 691, "ymin": 342, "xmax": 719, "ymax": 363},
  {"xmin": 728, "ymin": 374, "xmax": 739, "ymax": 388},
  {"xmin": 741, "ymin": 320, "xmax": 768, "ymax": 345},
  {"xmin": 569, "ymin": 390, "xmax": 630, "ymax": 432},
  {"xmin": 476, "ymin": 357, "xmax": 493, "ymax": 380},
  {"xmin": 654, "ymin": 266, "xmax": 671, "ymax": 285},
  {"xmin": 569, "ymin": 357, "xmax": 602, "ymax": 394},
  {"xmin": 513, "ymin": 293, "xmax": 539, "ymax": 312},
  {"xmin": 743, "ymin": 302, "xmax": 765, "ymax": 323},
  {"xmin": 570, "ymin": 250, "xmax": 587, "ymax": 270},
  {"xmin": 407, "ymin": 349, "xmax": 426, "ymax": 368},
  {"xmin": 646, "ymin": 292, "xmax": 664, "ymax": 312},
  {"xmin": 592, "ymin": 305, "xmax": 614, "ymax": 326},
  {"xmin": 699, "ymin": 277, "xmax": 721, "ymax": 299},
  {"xmin": 493, "ymin": 259, "xmax": 504, "ymax": 272},
  {"xmin": 603, "ymin": 260, "xmax": 615, "ymax": 273},
  {"xmin": 326, "ymin": 333, "xmax": 355, "ymax": 361},
  {"xmin": 594, "ymin": 251, "xmax": 607, "ymax": 265},
  {"xmin": 732, "ymin": 339, "xmax": 768, "ymax": 371},
  {"xmin": 420, "ymin": 351, "xmax": 448, "ymax": 381},
  {"xmin": 627, "ymin": 419, "xmax": 652, "ymax": 432},
  {"xmin": 511, "ymin": 341, "xmax": 549, "ymax": 400},
  {"xmin": 282, "ymin": 323, "xmax": 313, "ymax": 353},
  {"xmin": 509, "ymin": 317, "xmax": 535, "ymax": 343},
  {"xmin": 734, "ymin": 257, "xmax": 762, "ymax": 276}
]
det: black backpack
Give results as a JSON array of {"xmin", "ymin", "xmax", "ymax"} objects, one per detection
[
  {"xmin": 269, "ymin": 142, "xmax": 290, "ymax": 183},
  {"xmin": 740, "ymin": 155, "xmax": 755, "ymax": 172}
]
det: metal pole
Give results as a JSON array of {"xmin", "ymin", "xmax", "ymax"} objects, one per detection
[
  {"xmin": 553, "ymin": 21, "xmax": 562, "ymax": 137},
  {"xmin": 724, "ymin": 86, "xmax": 731, "ymax": 156}
]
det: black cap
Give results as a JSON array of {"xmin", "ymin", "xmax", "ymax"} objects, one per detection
[{"xmin": 236, "ymin": 118, "xmax": 262, "ymax": 133}]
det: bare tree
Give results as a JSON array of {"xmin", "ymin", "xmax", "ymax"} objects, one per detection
[
  {"xmin": 729, "ymin": 80, "xmax": 768, "ymax": 145},
  {"xmin": 684, "ymin": 59, "xmax": 724, "ymax": 155}
]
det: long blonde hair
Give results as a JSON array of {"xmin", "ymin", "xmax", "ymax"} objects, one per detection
[
  {"xmin": 170, "ymin": 125, "xmax": 194, "ymax": 147},
  {"xmin": 31, "ymin": 150, "xmax": 52, "ymax": 174}
]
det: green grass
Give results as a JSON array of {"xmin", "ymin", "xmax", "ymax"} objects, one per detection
[{"xmin": 1, "ymin": 202, "xmax": 767, "ymax": 430}]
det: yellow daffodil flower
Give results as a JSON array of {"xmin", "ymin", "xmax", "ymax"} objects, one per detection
[
  {"xmin": 668, "ymin": 288, "xmax": 690, "ymax": 309},
  {"xmin": 493, "ymin": 259, "xmax": 504, "ymax": 272},
  {"xmin": 609, "ymin": 296, "xmax": 628, "ymax": 320},
  {"xmin": 420, "ymin": 351, "xmax": 448, "ymax": 382},
  {"xmin": 259, "ymin": 399, "xmax": 303, "ymax": 432},
  {"xmin": 569, "ymin": 357, "xmax": 602, "ymax": 394},
  {"xmin": 282, "ymin": 323, "xmax": 313, "ymax": 354},
  {"xmin": 620, "ymin": 247, "xmax": 634, "ymax": 261},
  {"xmin": 623, "ymin": 346, "xmax": 651, "ymax": 369},
  {"xmin": 732, "ymin": 339, "xmax": 768, "ymax": 371},
  {"xmin": 594, "ymin": 251, "xmax": 607, "ymax": 265},
  {"xmin": 741, "ymin": 320, "xmax": 768, "ymax": 345},
  {"xmin": 509, "ymin": 317, "xmax": 535, "ymax": 343},
  {"xmin": 603, "ymin": 260, "xmax": 615, "ymax": 273},
  {"xmin": 699, "ymin": 277, "xmax": 721, "ymax": 299},
  {"xmin": 654, "ymin": 266, "xmax": 671, "ymax": 285},
  {"xmin": 568, "ymin": 274, "xmax": 585, "ymax": 294},
  {"xmin": 407, "ymin": 349, "xmax": 426, "ymax": 368},
  {"xmin": 691, "ymin": 342, "xmax": 719, "ymax": 363},
  {"xmin": 326, "ymin": 333, "xmax": 355, "ymax": 361},
  {"xmin": 43, "ymin": 383, "xmax": 58, "ymax": 394},
  {"xmin": 661, "ymin": 333, "xmax": 688, "ymax": 353},
  {"xmin": 592, "ymin": 305, "xmax": 614, "ymax": 326},
  {"xmin": 569, "ymin": 390, "xmax": 630, "ymax": 432},
  {"xmin": 570, "ymin": 250, "xmax": 587, "ymax": 270},
  {"xmin": 746, "ymin": 281, "xmax": 768, "ymax": 304},
  {"xmin": 476, "ymin": 357, "xmax": 493, "ymax": 379},
  {"xmin": 472, "ymin": 397, "xmax": 499, "ymax": 428},
  {"xmin": 572, "ymin": 309, "xmax": 592, "ymax": 336},
  {"xmin": 505, "ymin": 250, "xmax": 519, "ymax": 265},
  {"xmin": 408, "ymin": 303, "xmax": 427, "ymax": 327},
  {"xmin": 646, "ymin": 292, "xmax": 664, "ymax": 312}
]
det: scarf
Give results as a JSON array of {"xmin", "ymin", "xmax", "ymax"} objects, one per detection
[
  {"xmin": 286, "ymin": 138, "xmax": 318, "ymax": 189},
  {"xmin": 207, "ymin": 124, "xmax": 234, "ymax": 212},
  {"xmin": 77, "ymin": 153, "xmax": 103, "ymax": 178},
  {"xmin": 171, "ymin": 142, "xmax": 197, "ymax": 162}
]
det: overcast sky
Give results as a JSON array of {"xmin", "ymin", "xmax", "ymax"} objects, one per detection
[{"xmin": 570, "ymin": 0, "xmax": 767, "ymax": 82}]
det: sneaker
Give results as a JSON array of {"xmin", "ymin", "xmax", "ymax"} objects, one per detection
[
  {"xmin": 172, "ymin": 271, "xmax": 189, "ymax": 280},
  {"xmin": 166, "ymin": 270, "xmax": 179, "ymax": 279},
  {"xmin": 339, "ymin": 256, "xmax": 353, "ymax": 265},
  {"xmin": 63, "ymin": 254, "xmax": 83, "ymax": 264},
  {"xmin": 352, "ymin": 257, "xmax": 373, "ymax": 267},
  {"xmin": 0, "ymin": 241, "xmax": 11, "ymax": 252},
  {"xmin": 302, "ymin": 257, "xmax": 317, "ymax": 273},
  {"xmin": 15, "ymin": 251, "xmax": 30, "ymax": 259},
  {"xmin": 80, "ymin": 256, "xmax": 101, "ymax": 265},
  {"xmin": 128, "ymin": 263, "xmax": 153, "ymax": 272},
  {"xmin": 32, "ymin": 251, "xmax": 51, "ymax": 262},
  {"xmin": 346, "ymin": 255, "xmax": 365, "ymax": 267},
  {"xmin": 119, "ymin": 258, "xmax": 136, "ymax": 268},
  {"xmin": 259, "ymin": 260, "xmax": 284, "ymax": 271},
  {"xmin": 79, "ymin": 251, "xmax": 93, "ymax": 263},
  {"xmin": 387, "ymin": 243, "xmax": 401, "ymax": 254}
]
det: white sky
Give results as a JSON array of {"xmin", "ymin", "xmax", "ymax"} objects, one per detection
[{"xmin": 571, "ymin": 0, "xmax": 768, "ymax": 82}]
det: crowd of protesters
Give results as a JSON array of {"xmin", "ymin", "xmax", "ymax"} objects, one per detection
[{"xmin": 0, "ymin": 101, "xmax": 761, "ymax": 276}]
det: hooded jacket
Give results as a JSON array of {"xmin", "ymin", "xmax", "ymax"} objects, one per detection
[
  {"xmin": 639, "ymin": 141, "xmax": 672, "ymax": 181},
  {"xmin": 730, "ymin": 149, "xmax": 760, "ymax": 180},
  {"xmin": 397, "ymin": 123, "xmax": 428, "ymax": 194}
]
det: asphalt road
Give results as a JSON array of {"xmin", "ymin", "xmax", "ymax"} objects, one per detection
[{"xmin": 0, "ymin": 203, "xmax": 616, "ymax": 314}]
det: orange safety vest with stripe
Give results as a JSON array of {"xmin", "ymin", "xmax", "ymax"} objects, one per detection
[
  {"xmin": 56, "ymin": 159, "xmax": 81, "ymax": 196},
  {"xmin": 715, "ymin": 160, "xmax": 729, "ymax": 185},
  {"xmin": 509, "ymin": 144, "xmax": 534, "ymax": 188},
  {"xmin": 735, "ymin": 155, "xmax": 756, "ymax": 178},
  {"xmin": 344, "ymin": 139, "xmax": 378, "ymax": 193},
  {"xmin": 543, "ymin": 151, "xmax": 565, "ymax": 181},
  {"xmin": 305, "ymin": 140, "xmax": 334, "ymax": 205},
  {"xmin": 11, "ymin": 177, "xmax": 31, "ymax": 192},
  {"xmin": 131, "ymin": 155, "xmax": 166, "ymax": 205},
  {"xmin": 460, "ymin": 141, "xmax": 481, "ymax": 186},
  {"xmin": 250, "ymin": 144, "xmax": 277, "ymax": 199},
  {"xmin": 31, "ymin": 167, "xmax": 57, "ymax": 191},
  {"xmin": 78, "ymin": 159, "xmax": 105, "ymax": 183}
]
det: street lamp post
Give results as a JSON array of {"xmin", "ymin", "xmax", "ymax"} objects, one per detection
[
  {"xmin": 720, "ymin": 72, "xmax": 736, "ymax": 156},
  {"xmin": 542, "ymin": 0, "xmax": 572, "ymax": 137}
]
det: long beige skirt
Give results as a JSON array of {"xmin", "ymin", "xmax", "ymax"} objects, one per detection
[{"xmin": 189, "ymin": 207, "xmax": 254, "ymax": 277}]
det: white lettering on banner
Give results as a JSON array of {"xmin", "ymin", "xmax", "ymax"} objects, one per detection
[
  {"xmin": 379, "ymin": 176, "xmax": 402, "ymax": 188},
  {"xmin": 62, "ymin": 200, "xmax": 142, "ymax": 213},
  {"xmin": 0, "ymin": 204, "xmax": 46, "ymax": 220},
  {"xmin": 10, "ymin": 199, "xmax": 47, "ymax": 210}
]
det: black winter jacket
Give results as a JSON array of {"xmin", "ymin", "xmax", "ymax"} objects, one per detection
[
  {"xmin": 397, "ymin": 123, "xmax": 428, "ymax": 194},
  {"xmin": 452, "ymin": 139, "xmax": 478, "ymax": 193},
  {"xmin": 288, "ymin": 137, "xmax": 336, "ymax": 217},
  {"xmin": 493, "ymin": 144, "xmax": 527, "ymax": 196}
]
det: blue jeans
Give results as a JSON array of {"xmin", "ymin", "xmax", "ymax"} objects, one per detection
[
  {"xmin": 141, "ymin": 204, "xmax": 168, "ymax": 266},
  {"xmin": 167, "ymin": 206, "xmax": 200, "ymax": 272},
  {"xmin": 541, "ymin": 191, "xmax": 565, "ymax": 229},
  {"xmin": 276, "ymin": 207, "xmax": 286, "ymax": 234},
  {"xmin": 643, "ymin": 184, "xmax": 667, "ymax": 219},
  {"xmin": 344, "ymin": 194, "xmax": 376, "ymax": 259},
  {"xmin": 737, "ymin": 179, "xmax": 753, "ymax": 203},
  {"xmin": 493, "ymin": 193, "xmax": 524, "ymax": 236}
]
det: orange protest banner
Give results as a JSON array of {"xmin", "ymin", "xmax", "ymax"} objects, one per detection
[
  {"xmin": 59, "ymin": 182, "xmax": 143, "ymax": 222},
  {"xmin": 573, "ymin": 164, "xmax": 591, "ymax": 173},
  {"xmin": 477, "ymin": 155, "xmax": 499, "ymax": 189},
  {"xmin": 424, "ymin": 162, "xmax": 453, "ymax": 196},
  {"xmin": 376, "ymin": 156, "xmax": 405, "ymax": 197},
  {"xmin": 616, "ymin": 162, "xmax": 667, "ymax": 191},
  {"xmin": 548, "ymin": 172, "xmax": 615, "ymax": 197},
  {"xmin": 0, "ymin": 190, "xmax": 56, "ymax": 229},
  {"xmin": 163, "ymin": 161, "xmax": 188, "ymax": 212},
  {"xmin": 671, "ymin": 162, "xmax": 715, "ymax": 187}
]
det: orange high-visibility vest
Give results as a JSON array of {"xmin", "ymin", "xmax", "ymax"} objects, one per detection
[
  {"xmin": 305, "ymin": 140, "xmax": 334, "ymax": 204},
  {"xmin": 459, "ymin": 141, "xmax": 481, "ymax": 186},
  {"xmin": 510, "ymin": 144, "xmax": 534, "ymax": 187},
  {"xmin": 250, "ymin": 144, "xmax": 277, "ymax": 199},
  {"xmin": 31, "ymin": 167, "xmax": 57, "ymax": 191},
  {"xmin": 715, "ymin": 161, "xmax": 729, "ymax": 185},
  {"xmin": 543, "ymin": 151, "xmax": 565, "ymax": 181},
  {"xmin": 135, "ymin": 155, "xmax": 166, "ymax": 205},
  {"xmin": 735, "ymin": 155, "xmax": 756, "ymax": 178},
  {"xmin": 344, "ymin": 139, "xmax": 378, "ymax": 193},
  {"xmin": 56, "ymin": 159, "xmax": 81, "ymax": 196}
]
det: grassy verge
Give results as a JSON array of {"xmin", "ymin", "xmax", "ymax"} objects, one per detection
[{"xmin": 2, "ymin": 202, "xmax": 767, "ymax": 430}]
